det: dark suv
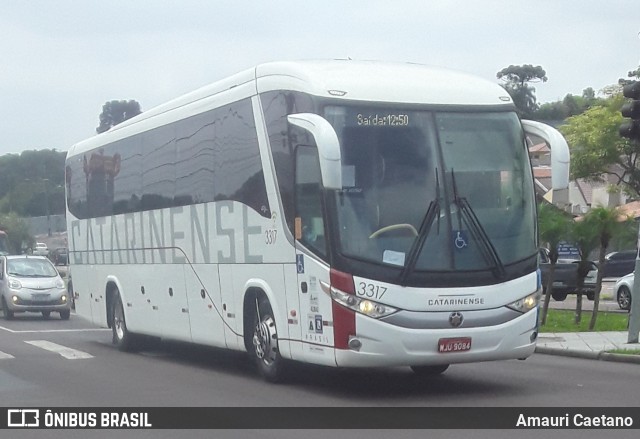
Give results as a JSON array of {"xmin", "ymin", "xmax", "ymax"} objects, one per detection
[{"xmin": 601, "ymin": 250, "xmax": 636, "ymax": 278}]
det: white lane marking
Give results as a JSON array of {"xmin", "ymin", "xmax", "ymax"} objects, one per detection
[
  {"xmin": 25, "ymin": 340, "xmax": 94, "ymax": 359},
  {"xmin": 0, "ymin": 325, "xmax": 109, "ymax": 334},
  {"xmin": 0, "ymin": 350, "xmax": 15, "ymax": 359}
]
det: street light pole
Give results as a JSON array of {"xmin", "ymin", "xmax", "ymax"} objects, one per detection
[{"xmin": 629, "ymin": 229, "xmax": 640, "ymax": 343}]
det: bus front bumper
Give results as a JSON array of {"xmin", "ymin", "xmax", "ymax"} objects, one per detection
[{"xmin": 334, "ymin": 308, "xmax": 538, "ymax": 368}]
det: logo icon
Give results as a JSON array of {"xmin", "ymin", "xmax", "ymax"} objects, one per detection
[
  {"xmin": 7, "ymin": 409, "xmax": 40, "ymax": 427},
  {"xmin": 449, "ymin": 312, "xmax": 464, "ymax": 328}
]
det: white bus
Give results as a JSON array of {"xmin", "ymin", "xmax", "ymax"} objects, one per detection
[{"xmin": 66, "ymin": 60, "xmax": 569, "ymax": 382}]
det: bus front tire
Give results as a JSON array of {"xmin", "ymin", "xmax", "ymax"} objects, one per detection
[
  {"xmin": 251, "ymin": 297, "xmax": 285, "ymax": 383},
  {"xmin": 410, "ymin": 364, "xmax": 449, "ymax": 376},
  {"xmin": 111, "ymin": 290, "xmax": 138, "ymax": 352}
]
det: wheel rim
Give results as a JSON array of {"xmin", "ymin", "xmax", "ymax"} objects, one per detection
[
  {"xmin": 619, "ymin": 288, "xmax": 631, "ymax": 309},
  {"xmin": 113, "ymin": 301, "xmax": 125, "ymax": 340},
  {"xmin": 253, "ymin": 314, "xmax": 278, "ymax": 366}
]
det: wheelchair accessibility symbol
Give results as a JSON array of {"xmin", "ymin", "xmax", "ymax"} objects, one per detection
[{"xmin": 453, "ymin": 231, "xmax": 468, "ymax": 250}]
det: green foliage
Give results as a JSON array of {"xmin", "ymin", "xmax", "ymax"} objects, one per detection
[
  {"xmin": 560, "ymin": 94, "xmax": 640, "ymax": 194},
  {"xmin": 96, "ymin": 100, "xmax": 142, "ymax": 134},
  {"xmin": 538, "ymin": 203, "xmax": 571, "ymax": 261},
  {"xmin": 538, "ymin": 202, "xmax": 573, "ymax": 325},
  {"xmin": 497, "ymin": 64, "xmax": 547, "ymax": 118},
  {"xmin": 535, "ymin": 89, "xmax": 601, "ymax": 121},
  {"xmin": 0, "ymin": 149, "xmax": 67, "ymax": 217},
  {"xmin": 0, "ymin": 212, "xmax": 34, "ymax": 254},
  {"xmin": 570, "ymin": 206, "xmax": 634, "ymax": 329}
]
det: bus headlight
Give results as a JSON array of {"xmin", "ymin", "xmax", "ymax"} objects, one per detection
[
  {"xmin": 331, "ymin": 288, "xmax": 398, "ymax": 318},
  {"xmin": 507, "ymin": 290, "xmax": 541, "ymax": 313}
]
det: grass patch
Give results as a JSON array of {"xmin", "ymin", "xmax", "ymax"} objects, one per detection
[
  {"xmin": 539, "ymin": 309, "xmax": 628, "ymax": 333},
  {"xmin": 607, "ymin": 349, "xmax": 640, "ymax": 355}
]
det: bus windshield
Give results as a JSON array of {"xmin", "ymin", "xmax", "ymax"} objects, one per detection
[{"xmin": 324, "ymin": 106, "xmax": 536, "ymax": 276}]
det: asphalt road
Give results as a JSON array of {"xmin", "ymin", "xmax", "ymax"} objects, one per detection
[{"xmin": 1, "ymin": 313, "xmax": 638, "ymax": 439}]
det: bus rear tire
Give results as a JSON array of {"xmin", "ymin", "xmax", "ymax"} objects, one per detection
[
  {"xmin": 111, "ymin": 289, "xmax": 138, "ymax": 352},
  {"xmin": 410, "ymin": 364, "xmax": 449, "ymax": 376},
  {"xmin": 251, "ymin": 297, "xmax": 285, "ymax": 383}
]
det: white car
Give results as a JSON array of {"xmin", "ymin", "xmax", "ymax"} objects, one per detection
[
  {"xmin": 614, "ymin": 273, "xmax": 633, "ymax": 311},
  {"xmin": 0, "ymin": 255, "xmax": 71, "ymax": 320},
  {"xmin": 32, "ymin": 242, "xmax": 49, "ymax": 257}
]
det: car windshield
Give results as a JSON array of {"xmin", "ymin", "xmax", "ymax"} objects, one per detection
[
  {"xmin": 325, "ymin": 106, "xmax": 536, "ymax": 276},
  {"xmin": 7, "ymin": 259, "xmax": 59, "ymax": 278}
]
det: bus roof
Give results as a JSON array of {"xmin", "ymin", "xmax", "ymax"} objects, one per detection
[{"xmin": 68, "ymin": 60, "xmax": 513, "ymax": 158}]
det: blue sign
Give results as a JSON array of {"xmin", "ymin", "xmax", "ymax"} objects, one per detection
[
  {"xmin": 557, "ymin": 241, "xmax": 580, "ymax": 258},
  {"xmin": 296, "ymin": 254, "xmax": 305, "ymax": 274}
]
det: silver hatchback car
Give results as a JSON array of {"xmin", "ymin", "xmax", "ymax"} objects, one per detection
[{"xmin": 0, "ymin": 255, "xmax": 71, "ymax": 320}]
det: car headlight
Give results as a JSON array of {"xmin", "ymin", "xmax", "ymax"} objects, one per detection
[
  {"xmin": 331, "ymin": 288, "xmax": 398, "ymax": 318},
  {"xmin": 507, "ymin": 290, "xmax": 541, "ymax": 313},
  {"xmin": 56, "ymin": 279, "xmax": 65, "ymax": 289},
  {"xmin": 8, "ymin": 279, "xmax": 22, "ymax": 290}
]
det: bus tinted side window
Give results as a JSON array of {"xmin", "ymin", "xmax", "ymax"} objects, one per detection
[{"xmin": 67, "ymin": 98, "xmax": 271, "ymax": 219}]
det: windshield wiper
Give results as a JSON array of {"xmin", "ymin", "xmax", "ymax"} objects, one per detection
[
  {"xmin": 451, "ymin": 169, "xmax": 506, "ymax": 279},
  {"xmin": 398, "ymin": 170, "xmax": 441, "ymax": 285}
]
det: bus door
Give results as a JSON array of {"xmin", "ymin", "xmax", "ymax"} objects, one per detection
[{"xmin": 294, "ymin": 145, "xmax": 336, "ymax": 366}]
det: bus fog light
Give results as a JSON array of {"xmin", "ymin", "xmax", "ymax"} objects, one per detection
[{"xmin": 348, "ymin": 337, "xmax": 362, "ymax": 350}]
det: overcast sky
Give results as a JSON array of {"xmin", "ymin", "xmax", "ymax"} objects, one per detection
[{"xmin": 1, "ymin": 0, "xmax": 638, "ymax": 156}]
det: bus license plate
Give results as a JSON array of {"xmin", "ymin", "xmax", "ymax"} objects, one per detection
[{"xmin": 438, "ymin": 337, "xmax": 471, "ymax": 353}]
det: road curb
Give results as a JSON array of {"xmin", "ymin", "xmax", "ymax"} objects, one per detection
[{"xmin": 535, "ymin": 347, "xmax": 640, "ymax": 364}]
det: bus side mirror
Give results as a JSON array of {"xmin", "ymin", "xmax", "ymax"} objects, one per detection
[
  {"xmin": 287, "ymin": 113, "xmax": 342, "ymax": 190},
  {"xmin": 521, "ymin": 120, "xmax": 570, "ymax": 191}
]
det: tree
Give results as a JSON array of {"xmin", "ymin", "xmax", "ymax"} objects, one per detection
[
  {"xmin": 497, "ymin": 65, "xmax": 547, "ymax": 118},
  {"xmin": 568, "ymin": 217, "xmax": 599, "ymax": 325},
  {"xmin": 560, "ymin": 94, "xmax": 640, "ymax": 195},
  {"xmin": 0, "ymin": 212, "xmax": 34, "ymax": 254},
  {"xmin": 96, "ymin": 100, "xmax": 142, "ymax": 134},
  {"xmin": 535, "ymin": 91, "xmax": 600, "ymax": 121},
  {"xmin": 0, "ymin": 150, "xmax": 67, "ymax": 217},
  {"xmin": 618, "ymin": 65, "xmax": 640, "ymax": 87},
  {"xmin": 581, "ymin": 207, "xmax": 635, "ymax": 330},
  {"xmin": 538, "ymin": 203, "xmax": 572, "ymax": 325}
]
